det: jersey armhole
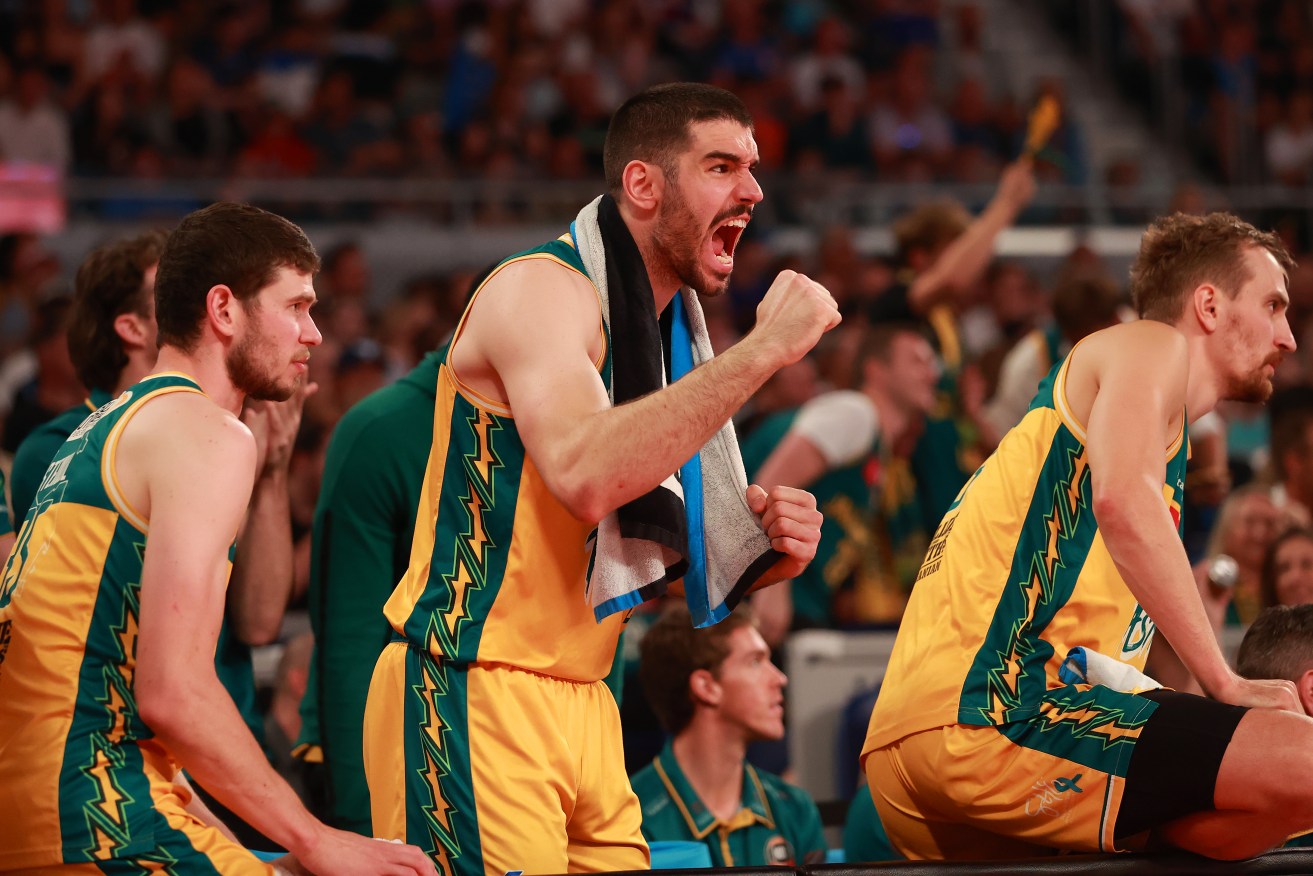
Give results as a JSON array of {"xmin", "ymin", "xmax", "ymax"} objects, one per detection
[{"xmin": 102, "ymin": 384, "xmax": 205, "ymax": 535}]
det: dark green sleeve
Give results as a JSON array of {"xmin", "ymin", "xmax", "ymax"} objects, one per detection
[
  {"xmin": 310, "ymin": 405, "xmax": 431, "ymax": 835},
  {"xmin": 11, "ymin": 421, "xmax": 69, "ymax": 523}
]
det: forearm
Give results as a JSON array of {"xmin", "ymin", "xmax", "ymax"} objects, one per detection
[
  {"xmin": 230, "ymin": 469, "xmax": 294, "ymax": 645},
  {"xmin": 1099, "ymin": 491, "xmax": 1233, "ymax": 695},
  {"xmin": 912, "ymin": 199, "xmax": 1017, "ymax": 309},
  {"xmin": 549, "ymin": 336, "xmax": 778, "ymax": 521},
  {"xmin": 148, "ymin": 676, "xmax": 322, "ymax": 855}
]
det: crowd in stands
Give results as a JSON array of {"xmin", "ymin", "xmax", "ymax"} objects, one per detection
[
  {"xmin": 0, "ymin": 0, "xmax": 1088, "ymax": 202},
  {"xmin": 1064, "ymin": 0, "xmax": 1313, "ymax": 186}
]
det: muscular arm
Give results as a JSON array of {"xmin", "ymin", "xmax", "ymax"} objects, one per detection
[
  {"xmin": 1084, "ymin": 327, "xmax": 1295, "ymax": 710},
  {"xmin": 131, "ymin": 395, "xmax": 433, "ymax": 874},
  {"xmin": 906, "ymin": 160, "xmax": 1036, "ymax": 314},
  {"xmin": 461, "ymin": 262, "xmax": 839, "ymax": 523},
  {"xmin": 754, "ymin": 433, "xmax": 828, "ymax": 494}
]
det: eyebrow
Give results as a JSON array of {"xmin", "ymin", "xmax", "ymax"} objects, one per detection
[{"xmin": 703, "ymin": 150, "xmax": 760, "ymax": 169}]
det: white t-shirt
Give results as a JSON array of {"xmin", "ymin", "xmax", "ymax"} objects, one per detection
[{"xmin": 789, "ymin": 390, "xmax": 880, "ymax": 468}]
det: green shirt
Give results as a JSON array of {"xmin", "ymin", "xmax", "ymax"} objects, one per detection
[
  {"xmin": 630, "ymin": 741, "xmax": 827, "ymax": 866},
  {"xmin": 11, "ymin": 390, "xmax": 111, "ymax": 523},
  {"xmin": 739, "ymin": 406, "xmax": 926, "ymax": 628},
  {"xmin": 296, "ymin": 350, "xmax": 443, "ymax": 834},
  {"xmin": 842, "ymin": 789, "xmax": 902, "ymax": 863}
]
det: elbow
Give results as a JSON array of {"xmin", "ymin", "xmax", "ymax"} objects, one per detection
[
  {"xmin": 136, "ymin": 677, "xmax": 184, "ymax": 739},
  {"xmin": 558, "ymin": 480, "xmax": 610, "ymax": 526},
  {"xmin": 230, "ymin": 614, "xmax": 280, "ymax": 648},
  {"xmin": 1091, "ymin": 491, "xmax": 1137, "ymax": 541}
]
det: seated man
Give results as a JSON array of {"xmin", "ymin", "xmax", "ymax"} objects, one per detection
[
  {"xmin": 630, "ymin": 602, "xmax": 827, "ymax": 866},
  {"xmin": 0, "ymin": 202, "xmax": 432, "ymax": 874},
  {"xmin": 864, "ymin": 212, "xmax": 1313, "ymax": 861}
]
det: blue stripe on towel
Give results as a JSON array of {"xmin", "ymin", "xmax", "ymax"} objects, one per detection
[{"xmin": 672, "ymin": 294, "xmax": 717, "ymax": 627}]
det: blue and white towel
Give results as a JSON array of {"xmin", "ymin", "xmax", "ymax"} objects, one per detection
[
  {"xmin": 1059, "ymin": 646, "xmax": 1162, "ymax": 693},
  {"xmin": 572, "ymin": 194, "xmax": 779, "ymax": 627}
]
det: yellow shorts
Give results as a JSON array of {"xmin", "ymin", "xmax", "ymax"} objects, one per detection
[
  {"xmin": 0, "ymin": 765, "xmax": 272, "ymax": 874},
  {"xmin": 866, "ymin": 687, "xmax": 1246, "ymax": 861},
  {"xmin": 363, "ymin": 641, "xmax": 648, "ymax": 876}
]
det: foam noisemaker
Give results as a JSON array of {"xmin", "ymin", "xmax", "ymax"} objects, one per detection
[{"xmin": 1023, "ymin": 94, "xmax": 1061, "ymax": 158}]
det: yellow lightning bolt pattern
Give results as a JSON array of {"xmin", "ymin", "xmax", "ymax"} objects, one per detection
[
  {"xmin": 415, "ymin": 648, "xmax": 458, "ymax": 869},
  {"xmin": 467, "ymin": 410, "xmax": 499, "ymax": 493},
  {"xmin": 84, "ymin": 747, "xmax": 129, "ymax": 859},
  {"xmin": 1038, "ymin": 700, "xmax": 1142, "ymax": 746},
  {"xmin": 985, "ymin": 448, "xmax": 1090, "ymax": 725}
]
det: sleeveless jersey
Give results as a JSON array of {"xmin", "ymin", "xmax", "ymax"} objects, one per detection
[
  {"xmin": 866, "ymin": 350, "xmax": 1188, "ymax": 751},
  {"xmin": 0, "ymin": 373, "xmax": 207, "ymax": 868},
  {"xmin": 383, "ymin": 236, "xmax": 627, "ymax": 682}
]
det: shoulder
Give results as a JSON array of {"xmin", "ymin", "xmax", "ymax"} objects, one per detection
[
  {"xmin": 1072, "ymin": 320, "xmax": 1188, "ymax": 381},
  {"xmin": 129, "ymin": 390, "xmax": 253, "ymax": 461}
]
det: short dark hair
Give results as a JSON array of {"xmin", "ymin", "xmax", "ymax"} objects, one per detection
[
  {"xmin": 638, "ymin": 602, "xmax": 757, "ymax": 736},
  {"xmin": 155, "ymin": 202, "xmax": 319, "ymax": 351},
  {"xmin": 1236, "ymin": 603, "xmax": 1313, "ymax": 682},
  {"xmin": 854, "ymin": 321, "xmax": 930, "ymax": 385},
  {"xmin": 603, "ymin": 83, "xmax": 753, "ymax": 192},
  {"xmin": 1129, "ymin": 212, "xmax": 1295, "ymax": 322},
  {"xmin": 69, "ymin": 230, "xmax": 168, "ymax": 393}
]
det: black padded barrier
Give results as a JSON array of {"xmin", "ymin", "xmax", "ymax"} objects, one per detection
[
  {"xmin": 552, "ymin": 848, "xmax": 1313, "ymax": 876},
  {"xmin": 807, "ymin": 849, "xmax": 1313, "ymax": 875}
]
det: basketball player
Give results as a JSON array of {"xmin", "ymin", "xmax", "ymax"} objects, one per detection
[
  {"xmin": 0, "ymin": 202, "xmax": 433, "ymax": 874},
  {"xmin": 864, "ymin": 212, "xmax": 1313, "ymax": 860},
  {"xmin": 362, "ymin": 83, "xmax": 837, "ymax": 874}
]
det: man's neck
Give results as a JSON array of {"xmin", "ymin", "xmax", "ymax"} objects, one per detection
[
  {"xmin": 671, "ymin": 722, "xmax": 749, "ymax": 823},
  {"xmin": 619, "ymin": 198, "xmax": 682, "ymax": 315},
  {"xmin": 153, "ymin": 347, "xmax": 245, "ymax": 414},
  {"xmin": 867, "ymin": 387, "xmax": 912, "ymax": 449}
]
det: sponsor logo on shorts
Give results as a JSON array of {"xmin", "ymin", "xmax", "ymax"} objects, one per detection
[
  {"xmin": 1053, "ymin": 774, "xmax": 1084, "ymax": 794},
  {"xmin": 1025, "ymin": 775, "xmax": 1083, "ymax": 819}
]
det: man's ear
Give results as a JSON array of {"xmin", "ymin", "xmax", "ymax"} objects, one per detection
[
  {"xmin": 1298, "ymin": 667, "xmax": 1313, "ymax": 718},
  {"xmin": 1191, "ymin": 283, "xmax": 1221, "ymax": 333},
  {"xmin": 689, "ymin": 668, "xmax": 721, "ymax": 709},
  {"xmin": 621, "ymin": 159, "xmax": 664, "ymax": 212},
  {"xmin": 206, "ymin": 284, "xmax": 240, "ymax": 340},
  {"xmin": 113, "ymin": 312, "xmax": 149, "ymax": 349}
]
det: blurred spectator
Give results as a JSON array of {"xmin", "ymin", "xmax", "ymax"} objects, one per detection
[
  {"xmin": 144, "ymin": 58, "xmax": 233, "ymax": 176},
  {"xmin": 1269, "ymin": 385, "xmax": 1313, "ymax": 525},
  {"xmin": 1260, "ymin": 526, "xmax": 1313, "ymax": 610},
  {"xmin": 867, "ymin": 159, "xmax": 1037, "ymax": 529},
  {"xmin": 631, "ymin": 603, "xmax": 828, "ymax": 866},
  {"xmin": 980, "ymin": 274, "xmax": 1123, "ymax": 439},
  {"xmin": 0, "ymin": 65, "xmax": 71, "ymax": 171},
  {"xmin": 266, "ymin": 632, "xmax": 315, "ymax": 800},
  {"xmin": 333, "ymin": 337, "xmax": 388, "ymax": 412},
  {"xmin": 746, "ymin": 324, "xmax": 940, "ymax": 636},
  {"xmin": 790, "ymin": 75, "xmax": 870, "ymax": 174},
  {"xmin": 83, "ymin": 0, "xmax": 165, "ymax": 81},
  {"xmin": 2, "ymin": 295, "xmax": 82, "ymax": 453},
  {"xmin": 1265, "ymin": 89, "xmax": 1313, "ymax": 184},
  {"xmin": 870, "ymin": 48, "xmax": 953, "ymax": 176},
  {"xmin": 788, "ymin": 16, "xmax": 864, "ymax": 114}
]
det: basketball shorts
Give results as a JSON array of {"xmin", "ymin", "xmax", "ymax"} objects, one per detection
[
  {"xmin": 363, "ymin": 641, "xmax": 648, "ymax": 875},
  {"xmin": 865, "ymin": 686, "xmax": 1246, "ymax": 860}
]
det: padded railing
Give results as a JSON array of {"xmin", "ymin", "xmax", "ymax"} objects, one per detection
[{"xmin": 562, "ymin": 848, "xmax": 1313, "ymax": 876}]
